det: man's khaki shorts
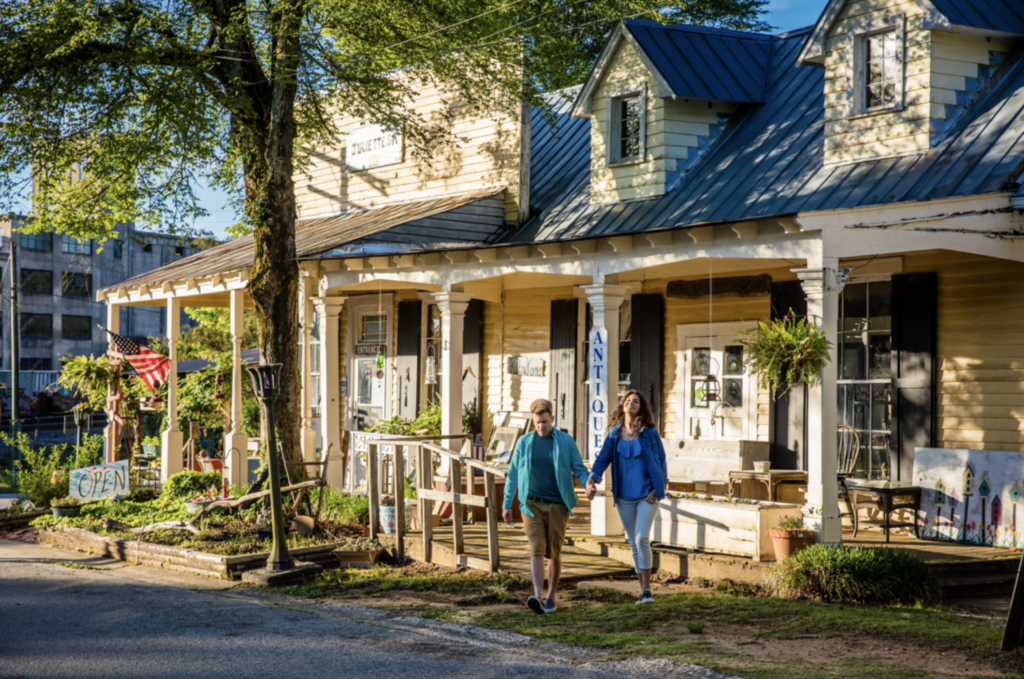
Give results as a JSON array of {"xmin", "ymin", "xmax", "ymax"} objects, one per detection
[{"xmin": 522, "ymin": 499, "xmax": 570, "ymax": 560}]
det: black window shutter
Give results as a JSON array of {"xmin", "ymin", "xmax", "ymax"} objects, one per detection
[
  {"xmin": 396, "ymin": 301, "xmax": 421, "ymax": 421},
  {"xmin": 891, "ymin": 272, "xmax": 936, "ymax": 481},
  {"xmin": 462, "ymin": 299, "xmax": 484, "ymax": 427},
  {"xmin": 630, "ymin": 293, "xmax": 664, "ymax": 428},
  {"xmin": 769, "ymin": 280, "xmax": 808, "ymax": 470},
  {"xmin": 549, "ymin": 299, "xmax": 578, "ymax": 436}
]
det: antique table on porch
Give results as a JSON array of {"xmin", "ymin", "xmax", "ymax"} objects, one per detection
[
  {"xmin": 844, "ymin": 480, "xmax": 921, "ymax": 543},
  {"xmin": 727, "ymin": 470, "xmax": 807, "ymax": 501}
]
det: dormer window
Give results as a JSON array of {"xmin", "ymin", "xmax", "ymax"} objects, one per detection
[
  {"xmin": 606, "ymin": 84, "xmax": 646, "ymax": 166},
  {"xmin": 846, "ymin": 16, "xmax": 905, "ymax": 118}
]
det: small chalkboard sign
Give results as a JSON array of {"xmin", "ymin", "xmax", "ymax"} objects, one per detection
[{"xmin": 507, "ymin": 356, "xmax": 545, "ymax": 377}]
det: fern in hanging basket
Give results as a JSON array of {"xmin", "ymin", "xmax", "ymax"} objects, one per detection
[{"xmin": 739, "ymin": 313, "xmax": 833, "ymax": 400}]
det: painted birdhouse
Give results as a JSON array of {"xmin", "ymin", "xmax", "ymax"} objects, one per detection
[
  {"xmin": 934, "ymin": 478, "xmax": 946, "ymax": 507},
  {"xmin": 963, "ymin": 464, "xmax": 975, "ymax": 496},
  {"xmin": 979, "ymin": 474, "xmax": 992, "ymax": 499},
  {"xmin": 992, "ymin": 495, "xmax": 1003, "ymax": 527},
  {"xmin": 1011, "ymin": 482, "xmax": 1022, "ymax": 504}
]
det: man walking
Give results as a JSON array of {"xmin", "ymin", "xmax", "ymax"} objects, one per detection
[{"xmin": 502, "ymin": 398, "xmax": 590, "ymax": 614}]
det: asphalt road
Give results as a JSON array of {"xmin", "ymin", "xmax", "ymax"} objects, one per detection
[{"xmin": 0, "ymin": 540, "xmax": 739, "ymax": 679}]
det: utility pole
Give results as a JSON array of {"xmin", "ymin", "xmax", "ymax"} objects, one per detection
[{"xmin": 10, "ymin": 242, "xmax": 19, "ymax": 485}]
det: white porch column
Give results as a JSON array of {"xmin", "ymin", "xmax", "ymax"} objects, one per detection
[
  {"xmin": 313, "ymin": 296, "xmax": 346, "ymax": 487},
  {"xmin": 224, "ymin": 289, "xmax": 248, "ymax": 487},
  {"xmin": 434, "ymin": 292, "xmax": 472, "ymax": 452},
  {"xmin": 299, "ymin": 272, "xmax": 317, "ymax": 464},
  {"xmin": 161, "ymin": 298, "xmax": 184, "ymax": 481},
  {"xmin": 581, "ymin": 284, "xmax": 627, "ymax": 537},
  {"xmin": 105, "ymin": 303, "xmax": 121, "ymax": 463},
  {"xmin": 795, "ymin": 263, "xmax": 847, "ymax": 546}
]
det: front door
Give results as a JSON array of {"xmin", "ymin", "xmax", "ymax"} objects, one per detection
[
  {"xmin": 678, "ymin": 322, "xmax": 757, "ymax": 441},
  {"xmin": 351, "ymin": 303, "xmax": 390, "ymax": 430}
]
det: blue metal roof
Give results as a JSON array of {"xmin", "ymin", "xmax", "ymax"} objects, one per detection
[
  {"xmin": 624, "ymin": 19, "xmax": 774, "ymax": 104},
  {"xmin": 528, "ymin": 87, "xmax": 591, "ymax": 215},
  {"xmin": 510, "ymin": 23, "xmax": 1024, "ymax": 243},
  {"xmin": 930, "ymin": 0, "xmax": 1024, "ymax": 36}
]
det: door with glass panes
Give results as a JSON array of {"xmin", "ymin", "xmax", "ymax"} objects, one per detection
[
  {"xmin": 352, "ymin": 310, "xmax": 388, "ymax": 430},
  {"xmin": 837, "ymin": 278, "xmax": 893, "ymax": 479},
  {"xmin": 678, "ymin": 322, "xmax": 758, "ymax": 440}
]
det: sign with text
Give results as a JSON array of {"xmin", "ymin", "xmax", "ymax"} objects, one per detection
[
  {"xmin": 506, "ymin": 356, "xmax": 545, "ymax": 377},
  {"xmin": 588, "ymin": 327, "xmax": 609, "ymax": 457},
  {"xmin": 355, "ymin": 344, "xmax": 386, "ymax": 357},
  {"xmin": 346, "ymin": 124, "xmax": 404, "ymax": 171},
  {"xmin": 69, "ymin": 461, "xmax": 129, "ymax": 501}
]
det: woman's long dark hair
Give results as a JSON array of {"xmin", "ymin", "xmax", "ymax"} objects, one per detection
[{"xmin": 607, "ymin": 389, "xmax": 656, "ymax": 432}]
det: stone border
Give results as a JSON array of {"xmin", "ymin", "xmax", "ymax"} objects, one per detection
[
  {"xmin": 39, "ymin": 525, "xmax": 348, "ymax": 579},
  {"xmin": 0, "ymin": 509, "xmax": 50, "ymax": 532}
]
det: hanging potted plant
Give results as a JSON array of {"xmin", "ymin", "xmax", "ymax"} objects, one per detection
[
  {"xmin": 739, "ymin": 314, "xmax": 833, "ymax": 400},
  {"xmin": 770, "ymin": 515, "xmax": 815, "ymax": 561}
]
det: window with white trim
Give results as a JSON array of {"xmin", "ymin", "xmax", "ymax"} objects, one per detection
[
  {"xmin": 846, "ymin": 16, "xmax": 905, "ymax": 117},
  {"xmin": 606, "ymin": 85, "xmax": 646, "ymax": 166}
]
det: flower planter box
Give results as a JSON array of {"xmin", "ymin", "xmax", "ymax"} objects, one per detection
[
  {"xmin": 652, "ymin": 493, "xmax": 802, "ymax": 562},
  {"xmin": 51, "ymin": 505, "xmax": 81, "ymax": 518},
  {"xmin": 333, "ymin": 548, "xmax": 385, "ymax": 569}
]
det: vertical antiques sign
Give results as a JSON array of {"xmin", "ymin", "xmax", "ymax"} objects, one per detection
[
  {"xmin": 588, "ymin": 327, "xmax": 609, "ymax": 456},
  {"xmin": 346, "ymin": 124, "xmax": 404, "ymax": 171},
  {"xmin": 69, "ymin": 461, "xmax": 129, "ymax": 501}
]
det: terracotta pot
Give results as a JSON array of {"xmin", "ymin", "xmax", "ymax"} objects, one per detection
[{"xmin": 770, "ymin": 528, "xmax": 815, "ymax": 561}]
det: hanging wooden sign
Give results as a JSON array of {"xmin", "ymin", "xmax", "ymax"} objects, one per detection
[
  {"xmin": 667, "ymin": 274, "xmax": 772, "ymax": 299},
  {"xmin": 355, "ymin": 345, "xmax": 386, "ymax": 357},
  {"xmin": 507, "ymin": 357, "xmax": 545, "ymax": 377}
]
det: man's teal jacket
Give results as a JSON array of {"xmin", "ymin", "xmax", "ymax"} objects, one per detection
[{"xmin": 502, "ymin": 429, "xmax": 590, "ymax": 518}]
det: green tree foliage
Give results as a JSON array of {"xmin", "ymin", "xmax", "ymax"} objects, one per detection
[{"xmin": 0, "ymin": 0, "xmax": 768, "ymax": 467}]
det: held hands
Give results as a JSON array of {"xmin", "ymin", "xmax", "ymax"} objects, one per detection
[
  {"xmin": 502, "ymin": 508, "xmax": 514, "ymax": 525},
  {"xmin": 645, "ymin": 490, "xmax": 658, "ymax": 505},
  {"xmin": 585, "ymin": 479, "xmax": 598, "ymax": 501}
]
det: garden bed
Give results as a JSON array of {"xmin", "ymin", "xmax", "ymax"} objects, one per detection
[
  {"xmin": 0, "ymin": 509, "xmax": 49, "ymax": 532},
  {"xmin": 40, "ymin": 525, "xmax": 355, "ymax": 579}
]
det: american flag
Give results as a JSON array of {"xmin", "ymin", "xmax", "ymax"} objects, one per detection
[{"xmin": 102, "ymin": 327, "xmax": 171, "ymax": 392}]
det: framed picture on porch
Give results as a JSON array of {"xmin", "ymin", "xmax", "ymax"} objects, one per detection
[
  {"xmin": 487, "ymin": 426, "xmax": 520, "ymax": 465},
  {"xmin": 506, "ymin": 414, "xmax": 530, "ymax": 435}
]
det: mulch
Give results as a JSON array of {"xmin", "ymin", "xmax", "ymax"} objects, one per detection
[{"xmin": 0, "ymin": 526, "xmax": 39, "ymax": 543}]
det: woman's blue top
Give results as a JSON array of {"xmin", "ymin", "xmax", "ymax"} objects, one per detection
[{"xmin": 615, "ymin": 437, "xmax": 653, "ymax": 500}]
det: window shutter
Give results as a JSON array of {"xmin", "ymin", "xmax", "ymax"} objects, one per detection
[
  {"xmin": 629, "ymin": 293, "xmax": 664, "ymax": 427},
  {"xmin": 549, "ymin": 299, "xmax": 578, "ymax": 436},
  {"xmin": 396, "ymin": 301, "xmax": 421, "ymax": 421},
  {"xmin": 891, "ymin": 272, "xmax": 936, "ymax": 481},
  {"xmin": 769, "ymin": 281, "xmax": 808, "ymax": 470},
  {"xmin": 463, "ymin": 299, "xmax": 483, "ymax": 426}
]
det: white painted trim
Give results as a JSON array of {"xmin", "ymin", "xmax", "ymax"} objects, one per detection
[
  {"xmin": 845, "ymin": 14, "xmax": 906, "ymax": 119},
  {"xmin": 605, "ymin": 82, "xmax": 648, "ymax": 167},
  {"xmin": 675, "ymin": 320, "xmax": 758, "ymax": 443}
]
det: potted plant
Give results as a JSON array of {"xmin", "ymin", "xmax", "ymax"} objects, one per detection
[
  {"xmin": 379, "ymin": 494, "xmax": 397, "ymax": 533},
  {"xmin": 185, "ymin": 489, "xmax": 220, "ymax": 515},
  {"xmin": 740, "ymin": 314, "xmax": 833, "ymax": 400},
  {"xmin": 141, "ymin": 435, "xmax": 161, "ymax": 458},
  {"xmin": 770, "ymin": 514, "xmax": 815, "ymax": 561},
  {"xmin": 333, "ymin": 538, "xmax": 385, "ymax": 568},
  {"xmin": 50, "ymin": 496, "xmax": 81, "ymax": 518}
]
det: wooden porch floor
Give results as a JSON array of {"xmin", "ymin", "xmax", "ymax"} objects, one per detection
[{"xmin": 841, "ymin": 529, "xmax": 1019, "ymax": 564}]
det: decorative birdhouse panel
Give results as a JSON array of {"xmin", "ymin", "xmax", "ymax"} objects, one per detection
[
  {"xmin": 1011, "ymin": 482, "xmax": 1022, "ymax": 504},
  {"xmin": 963, "ymin": 464, "xmax": 975, "ymax": 496},
  {"xmin": 992, "ymin": 495, "xmax": 1003, "ymax": 527},
  {"xmin": 979, "ymin": 475, "xmax": 992, "ymax": 498},
  {"xmin": 933, "ymin": 479, "xmax": 946, "ymax": 506}
]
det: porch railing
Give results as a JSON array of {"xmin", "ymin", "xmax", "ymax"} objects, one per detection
[{"xmin": 365, "ymin": 435, "xmax": 507, "ymax": 572}]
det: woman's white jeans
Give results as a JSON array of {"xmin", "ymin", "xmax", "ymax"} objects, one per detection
[{"xmin": 616, "ymin": 497, "xmax": 658, "ymax": 572}]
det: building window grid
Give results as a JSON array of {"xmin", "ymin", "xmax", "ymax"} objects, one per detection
[
  {"xmin": 21, "ymin": 313, "xmax": 52, "ymax": 338},
  {"xmin": 20, "ymin": 358, "xmax": 52, "ymax": 371},
  {"xmin": 21, "ymin": 232, "xmax": 52, "ymax": 251},
  {"xmin": 837, "ymin": 280, "xmax": 893, "ymax": 480},
  {"xmin": 62, "ymin": 315, "xmax": 92, "ymax": 340},
  {"xmin": 61, "ymin": 272, "xmax": 92, "ymax": 297},
  {"xmin": 864, "ymin": 31, "xmax": 898, "ymax": 110},
  {"xmin": 61, "ymin": 235, "xmax": 92, "ymax": 255},
  {"xmin": 20, "ymin": 269, "xmax": 52, "ymax": 294},
  {"xmin": 113, "ymin": 240, "xmax": 124, "ymax": 259}
]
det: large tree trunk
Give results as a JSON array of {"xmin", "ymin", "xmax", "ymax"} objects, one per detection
[{"xmin": 242, "ymin": 123, "xmax": 302, "ymax": 470}]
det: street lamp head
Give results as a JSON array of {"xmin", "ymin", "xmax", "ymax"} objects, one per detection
[
  {"xmin": 247, "ymin": 363, "xmax": 283, "ymax": 401},
  {"xmin": 72, "ymin": 405, "xmax": 89, "ymax": 427}
]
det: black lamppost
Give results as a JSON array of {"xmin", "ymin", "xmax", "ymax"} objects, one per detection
[
  {"xmin": 72, "ymin": 406, "xmax": 87, "ymax": 458},
  {"xmin": 247, "ymin": 363, "xmax": 293, "ymax": 571}
]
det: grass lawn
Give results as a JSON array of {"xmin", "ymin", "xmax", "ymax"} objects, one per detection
[
  {"xmin": 0, "ymin": 468, "xmax": 17, "ymax": 494},
  {"xmin": 282, "ymin": 564, "xmax": 1024, "ymax": 679}
]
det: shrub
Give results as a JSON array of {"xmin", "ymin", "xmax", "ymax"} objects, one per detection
[
  {"xmin": 366, "ymin": 415, "xmax": 413, "ymax": 436},
  {"xmin": 2, "ymin": 431, "xmax": 104, "ymax": 507},
  {"xmin": 50, "ymin": 496, "xmax": 80, "ymax": 508},
  {"xmin": 160, "ymin": 471, "xmax": 222, "ymax": 503},
  {"xmin": 767, "ymin": 544, "xmax": 941, "ymax": 606},
  {"xmin": 241, "ymin": 398, "xmax": 261, "ymax": 438},
  {"xmin": 320, "ymin": 487, "xmax": 369, "ymax": 525}
]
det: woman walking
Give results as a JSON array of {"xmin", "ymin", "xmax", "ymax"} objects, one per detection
[{"xmin": 586, "ymin": 390, "xmax": 667, "ymax": 604}]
